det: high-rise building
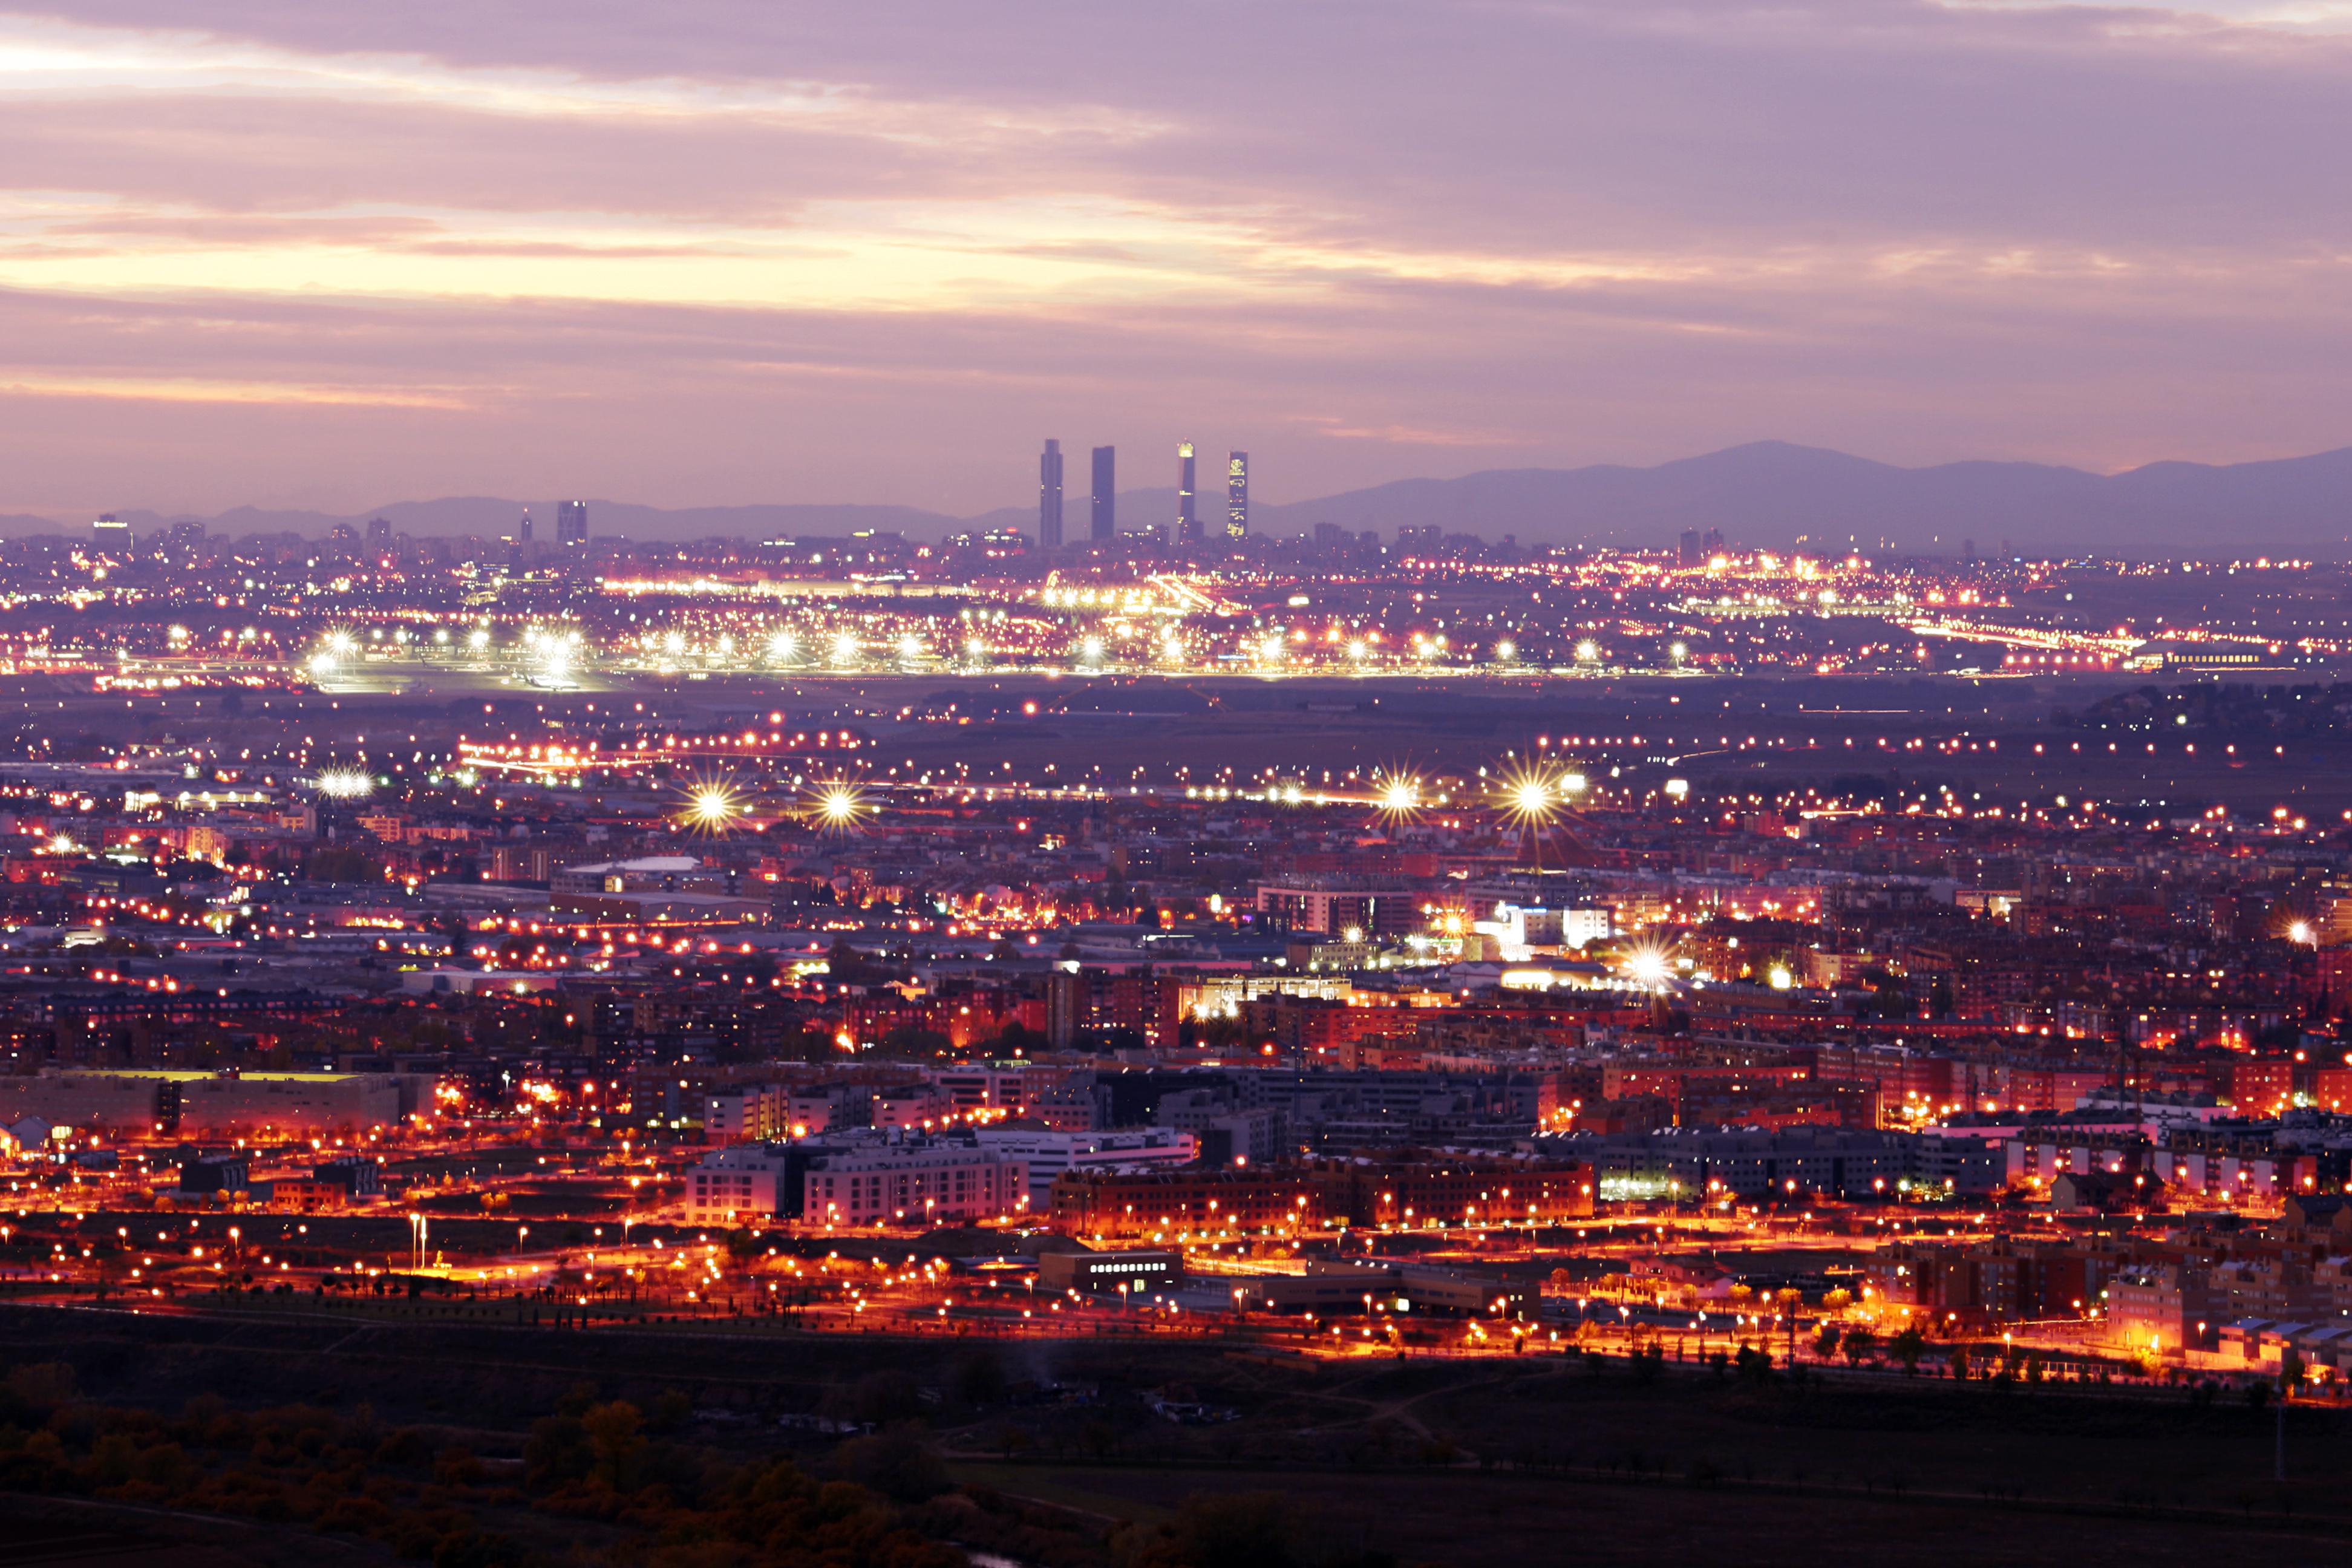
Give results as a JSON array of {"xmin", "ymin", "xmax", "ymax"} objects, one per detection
[
  {"xmin": 91, "ymin": 514, "xmax": 131, "ymax": 548},
  {"xmin": 365, "ymin": 516, "xmax": 393, "ymax": 549},
  {"xmin": 1226, "ymin": 451, "xmax": 1249, "ymax": 539},
  {"xmin": 518, "ymin": 510, "xmax": 534, "ymax": 545},
  {"xmin": 1176, "ymin": 443, "xmax": 1198, "ymax": 543},
  {"xmin": 1091, "ymin": 446, "xmax": 1116, "ymax": 543},
  {"xmin": 1039, "ymin": 439, "xmax": 1065, "ymax": 550},
  {"xmin": 557, "ymin": 500, "xmax": 588, "ymax": 546}
]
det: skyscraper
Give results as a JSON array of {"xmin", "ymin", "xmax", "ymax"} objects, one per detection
[
  {"xmin": 1039, "ymin": 439, "xmax": 1065, "ymax": 550},
  {"xmin": 518, "ymin": 510, "xmax": 534, "ymax": 544},
  {"xmin": 557, "ymin": 500, "xmax": 588, "ymax": 546},
  {"xmin": 1091, "ymin": 446, "xmax": 1116, "ymax": 543},
  {"xmin": 1226, "ymin": 451, "xmax": 1249, "ymax": 539},
  {"xmin": 1176, "ymin": 443, "xmax": 1198, "ymax": 543}
]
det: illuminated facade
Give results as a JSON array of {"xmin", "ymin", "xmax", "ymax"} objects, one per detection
[
  {"xmin": 1226, "ymin": 450, "xmax": 1248, "ymax": 538},
  {"xmin": 1176, "ymin": 442, "xmax": 1198, "ymax": 543}
]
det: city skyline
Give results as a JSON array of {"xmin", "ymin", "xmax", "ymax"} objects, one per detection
[
  {"xmin": 8, "ymin": 4, "xmax": 2352, "ymax": 523},
  {"xmin": 0, "ymin": 6, "xmax": 2345, "ymax": 1557}
]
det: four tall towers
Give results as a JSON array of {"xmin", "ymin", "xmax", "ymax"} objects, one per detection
[{"xmin": 1039, "ymin": 436, "xmax": 1251, "ymax": 550}]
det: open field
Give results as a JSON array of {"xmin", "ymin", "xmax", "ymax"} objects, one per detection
[{"xmin": 0, "ymin": 1302, "xmax": 2343, "ymax": 1566}]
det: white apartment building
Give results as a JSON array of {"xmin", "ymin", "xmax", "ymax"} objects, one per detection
[
  {"xmin": 684, "ymin": 1143, "xmax": 799, "ymax": 1223},
  {"xmin": 975, "ymin": 1126, "xmax": 1197, "ymax": 1204},
  {"xmin": 803, "ymin": 1144, "xmax": 1028, "ymax": 1227}
]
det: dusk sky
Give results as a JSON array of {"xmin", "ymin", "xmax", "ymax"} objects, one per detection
[{"xmin": 7, "ymin": 1, "xmax": 2352, "ymax": 521}]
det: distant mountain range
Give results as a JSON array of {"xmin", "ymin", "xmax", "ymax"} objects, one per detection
[{"xmin": 24, "ymin": 440, "xmax": 2352, "ymax": 557}]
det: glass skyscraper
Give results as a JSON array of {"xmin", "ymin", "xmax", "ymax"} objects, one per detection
[
  {"xmin": 1091, "ymin": 446, "xmax": 1116, "ymax": 542},
  {"xmin": 1039, "ymin": 439, "xmax": 1064, "ymax": 549},
  {"xmin": 1177, "ymin": 443, "xmax": 1198, "ymax": 543},
  {"xmin": 1226, "ymin": 451, "xmax": 1249, "ymax": 538}
]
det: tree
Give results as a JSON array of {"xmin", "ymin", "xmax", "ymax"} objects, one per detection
[
  {"xmin": 2281, "ymin": 1347, "xmax": 2307, "ymax": 1393},
  {"xmin": 1887, "ymin": 1327, "xmax": 1926, "ymax": 1376},
  {"xmin": 1949, "ymin": 1347, "xmax": 1970, "ymax": 1382},
  {"xmin": 1841, "ymin": 1327, "xmax": 1877, "ymax": 1366},
  {"xmin": 582, "ymin": 1400, "xmax": 645, "ymax": 1491},
  {"xmin": 1814, "ymin": 1324, "xmax": 1841, "ymax": 1361}
]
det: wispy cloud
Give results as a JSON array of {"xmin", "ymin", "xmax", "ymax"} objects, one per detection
[{"xmin": 1, "ymin": 1, "xmax": 2351, "ymax": 518}]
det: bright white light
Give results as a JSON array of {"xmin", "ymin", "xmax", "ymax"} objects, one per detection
[
  {"xmin": 816, "ymin": 785, "xmax": 864, "ymax": 826},
  {"xmin": 831, "ymin": 633, "xmax": 859, "ymax": 665},
  {"xmin": 316, "ymin": 769, "xmax": 373, "ymax": 799},
  {"xmin": 1494, "ymin": 641, "xmax": 1516, "ymax": 661},
  {"xmin": 769, "ymin": 630, "xmax": 800, "ymax": 661},
  {"xmin": 1080, "ymin": 636, "xmax": 1104, "ymax": 663},
  {"xmin": 685, "ymin": 786, "xmax": 739, "ymax": 829},
  {"xmin": 1575, "ymin": 639, "xmax": 1599, "ymax": 661}
]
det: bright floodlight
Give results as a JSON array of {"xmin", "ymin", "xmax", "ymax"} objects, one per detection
[
  {"xmin": 317, "ymin": 769, "xmax": 373, "ymax": 799},
  {"xmin": 809, "ymin": 780, "xmax": 868, "ymax": 831},
  {"xmin": 1080, "ymin": 636, "xmax": 1104, "ymax": 663},
  {"xmin": 1374, "ymin": 772, "xmax": 1422, "ymax": 822},
  {"xmin": 770, "ymin": 630, "xmax": 800, "ymax": 661},
  {"xmin": 2290, "ymin": 920, "xmax": 2316, "ymax": 944},
  {"xmin": 1499, "ymin": 772, "xmax": 1555, "ymax": 826},
  {"xmin": 1575, "ymin": 639, "xmax": 1599, "ymax": 661},
  {"xmin": 676, "ymin": 774, "xmax": 744, "ymax": 834},
  {"xmin": 1626, "ymin": 947, "xmax": 1671, "ymax": 990},
  {"xmin": 1494, "ymin": 641, "xmax": 1516, "ymax": 662},
  {"xmin": 831, "ymin": 633, "xmax": 859, "ymax": 665}
]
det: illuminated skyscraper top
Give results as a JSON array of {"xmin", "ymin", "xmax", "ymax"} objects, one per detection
[
  {"xmin": 1226, "ymin": 451, "xmax": 1249, "ymax": 539},
  {"xmin": 1039, "ymin": 439, "xmax": 1065, "ymax": 550},
  {"xmin": 1177, "ymin": 442, "xmax": 1198, "ymax": 543},
  {"xmin": 1091, "ymin": 445, "xmax": 1116, "ymax": 543},
  {"xmin": 557, "ymin": 499, "xmax": 588, "ymax": 546}
]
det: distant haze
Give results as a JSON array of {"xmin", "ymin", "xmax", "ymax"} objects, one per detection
[{"xmin": 33, "ymin": 441, "xmax": 2352, "ymax": 558}]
